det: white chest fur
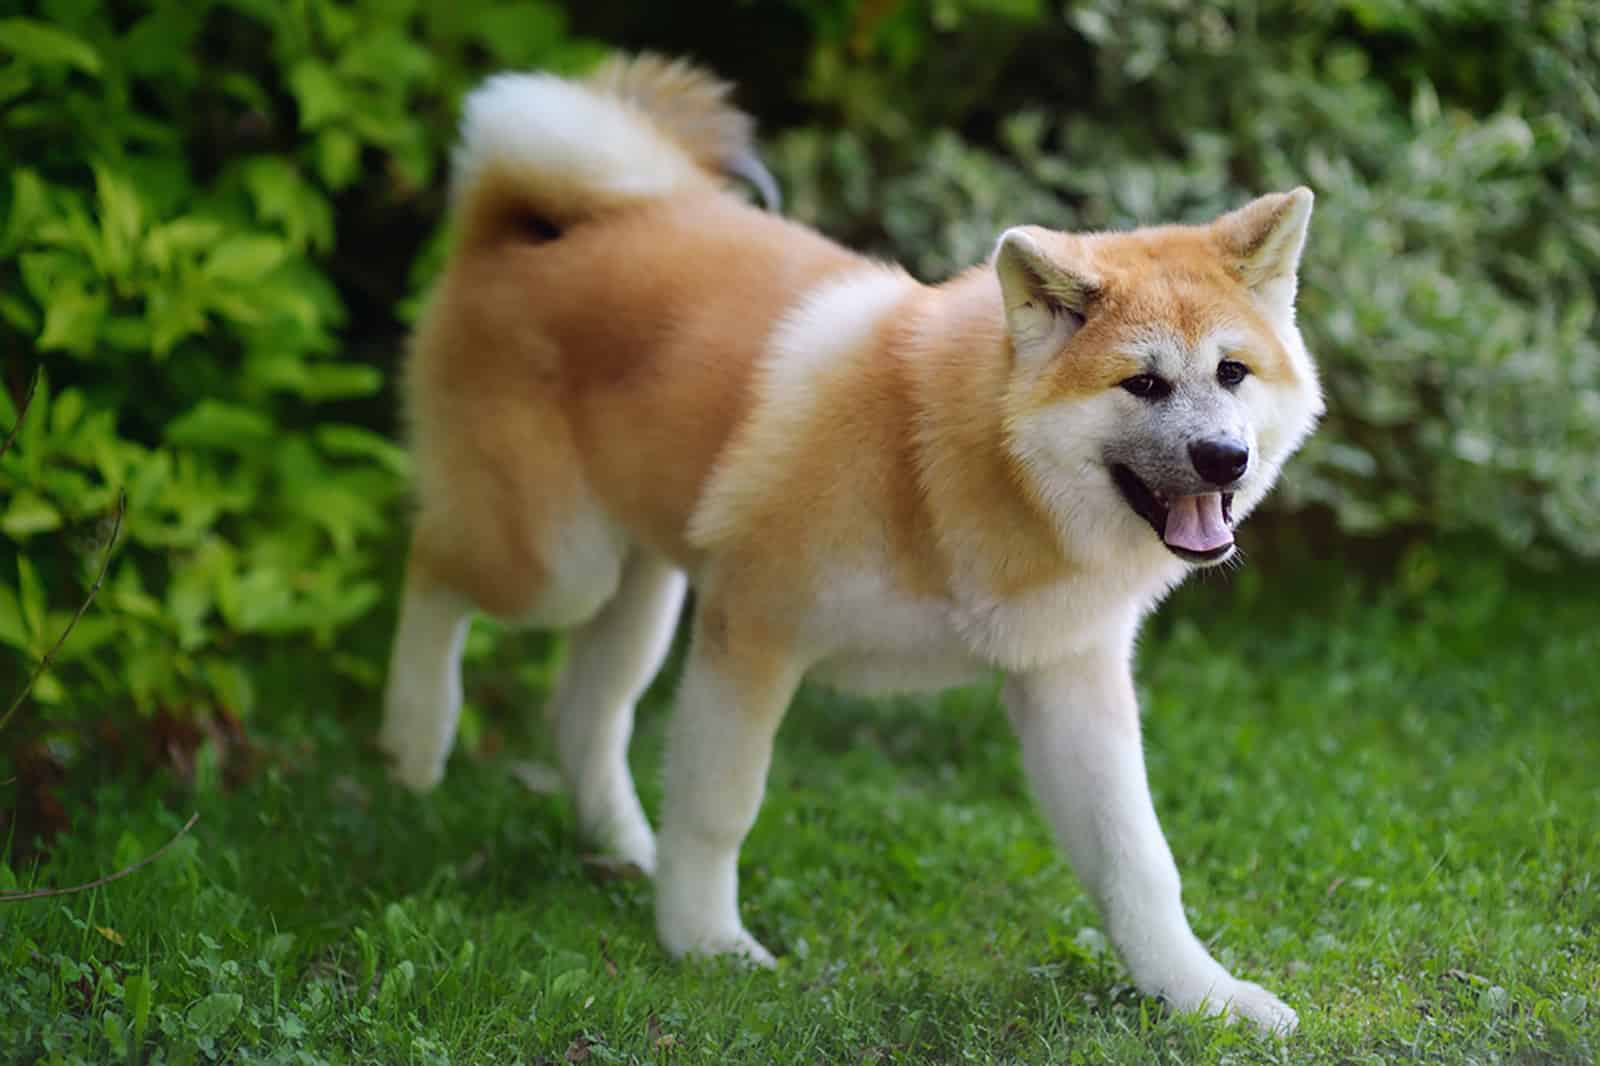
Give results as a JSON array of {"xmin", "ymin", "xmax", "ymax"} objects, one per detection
[{"xmin": 799, "ymin": 562, "xmax": 1174, "ymax": 694}]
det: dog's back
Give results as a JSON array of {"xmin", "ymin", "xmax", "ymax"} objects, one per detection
[{"xmin": 403, "ymin": 58, "xmax": 862, "ymax": 619}]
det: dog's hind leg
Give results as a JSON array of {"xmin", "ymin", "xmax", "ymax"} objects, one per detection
[
  {"xmin": 549, "ymin": 551, "xmax": 686, "ymax": 874},
  {"xmin": 380, "ymin": 552, "xmax": 474, "ymax": 792}
]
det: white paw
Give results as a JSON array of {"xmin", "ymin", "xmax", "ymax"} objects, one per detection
[
  {"xmin": 660, "ymin": 925, "xmax": 776, "ymax": 969},
  {"xmin": 377, "ymin": 724, "xmax": 445, "ymax": 793},
  {"xmin": 577, "ymin": 805, "xmax": 657, "ymax": 877},
  {"xmin": 1167, "ymin": 972, "xmax": 1298, "ymax": 1036},
  {"xmin": 609, "ymin": 824, "xmax": 658, "ymax": 878},
  {"xmin": 1214, "ymin": 976, "xmax": 1298, "ymax": 1036}
]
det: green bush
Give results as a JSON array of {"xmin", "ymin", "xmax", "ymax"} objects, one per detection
[
  {"xmin": 3, "ymin": 0, "xmax": 1597, "ymax": 796},
  {"xmin": 0, "ymin": 0, "xmax": 596, "ymax": 762}
]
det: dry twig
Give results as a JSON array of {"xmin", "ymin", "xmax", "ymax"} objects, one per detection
[
  {"xmin": 0, "ymin": 811, "xmax": 199, "ymax": 903},
  {"xmin": 0, "ymin": 491, "xmax": 125, "ymax": 735},
  {"xmin": 0, "ymin": 367, "xmax": 40, "ymax": 464}
]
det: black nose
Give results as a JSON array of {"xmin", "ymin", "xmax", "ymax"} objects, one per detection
[{"xmin": 1189, "ymin": 437, "xmax": 1249, "ymax": 486}]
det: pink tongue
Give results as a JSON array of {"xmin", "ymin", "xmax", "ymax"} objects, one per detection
[{"xmin": 1164, "ymin": 493, "xmax": 1232, "ymax": 552}]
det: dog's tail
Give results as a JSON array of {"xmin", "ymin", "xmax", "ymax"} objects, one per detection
[{"xmin": 450, "ymin": 53, "xmax": 780, "ymax": 247}]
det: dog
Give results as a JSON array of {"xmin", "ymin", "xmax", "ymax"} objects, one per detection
[{"xmin": 379, "ymin": 54, "xmax": 1322, "ymax": 1035}]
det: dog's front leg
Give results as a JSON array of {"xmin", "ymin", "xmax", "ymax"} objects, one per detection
[
  {"xmin": 655, "ymin": 602, "xmax": 804, "ymax": 967},
  {"xmin": 1006, "ymin": 644, "xmax": 1298, "ymax": 1036}
]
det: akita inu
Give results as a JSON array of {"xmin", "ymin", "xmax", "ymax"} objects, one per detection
[{"xmin": 380, "ymin": 54, "xmax": 1322, "ymax": 1035}]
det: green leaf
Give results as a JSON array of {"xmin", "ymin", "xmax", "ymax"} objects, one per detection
[
  {"xmin": 315, "ymin": 128, "xmax": 361, "ymax": 190},
  {"xmin": 217, "ymin": 565, "xmax": 295, "ymax": 633},
  {"xmin": 15, "ymin": 554, "xmax": 46, "ymax": 642},
  {"xmin": 108, "ymin": 563, "xmax": 164, "ymax": 622},
  {"xmin": 1, "ymin": 490, "xmax": 63, "ymax": 538},
  {"xmin": 288, "ymin": 60, "xmax": 345, "ymax": 129},
  {"xmin": 94, "ymin": 165, "xmax": 144, "ymax": 279},
  {"xmin": 240, "ymin": 157, "xmax": 334, "ymax": 252},
  {"xmin": 0, "ymin": 17, "xmax": 102, "ymax": 74},
  {"xmin": 125, "ymin": 972, "xmax": 153, "ymax": 1046},
  {"xmin": 102, "ymin": 1012, "xmax": 127, "ymax": 1056},
  {"xmin": 100, "ymin": 313, "xmax": 152, "ymax": 351},
  {"xmin": 19, "ymin": 249, "xmax": 86, "ymax": 307},
  {"xmin": 0, "ymin": 291, "xmax": 38, "ymax": 334},
  {"xmin": 470, "ymin": 3, "xmax": 566, "ymax": 64},
  {"xmin": 148, "ymin": 288, "xmax": 209, "ymax": 355},
  {"xmin": 299, "ymin": 363, "xmax": 382, "ymax": 400},
  {"xmin": 37, "ymin": 285, "xmax": 106, "ymax": 354},
  {"xmin": 2, "ymin": 168, "xmax": 50, "ymax": 252},
  {"xmin": 202, "ymin": 657, "xmax": 254, "ymax": 716},
  {"xmin": 203, "ymin": 235, "xmax": 288, "ymax": 284},
  {"xmin": 966, "ymin": 0, "xmax": 1043, "ymax": 18},
  {"xmin": 167, "ymin": 540, "xmax": 231, "ymax": 650},
  {"xmin": 44, "ymin": 612, "xmax": 116, "ymax": 662},
  {"xmin": 187, "ymin": 991, "xmax": 242, "ymax": 1037},
  {"xmin": 50, "ymin": 388, "xmax": 84, "ymax": 436},
  {"xmin": 145, "ymin": 217, "xmax": 225, "ymax": 271},
  {"xmin": 0, "ymin": 584, "xmax": 28, "ymax": 650},
  {"xmin": 316, "ymin": 424, "xmax": 411, "ymax": 475},
  {"xmin": 165, "ymin": 401, "xmax": 273, "ymax": 451}
]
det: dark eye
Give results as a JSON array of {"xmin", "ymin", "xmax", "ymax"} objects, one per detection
[
  {"xmin": 1217, "ymin": 359, "xmax": 1251, "ymax": 387},
  {"xmin": 1120, "ymin": 374, "xmax": 1171, "ymax": 400}
]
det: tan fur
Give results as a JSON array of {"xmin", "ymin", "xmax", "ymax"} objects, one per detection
[
  {"xmin": 584, "ymin": 53, "xmax": 759, "ymax": 178},
  {"xmin": 386, "ymin": 55, "xmax": 1322, "ymax": 1036}
]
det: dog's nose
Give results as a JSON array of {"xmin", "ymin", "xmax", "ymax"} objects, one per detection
[{"xmin": 1189, "ymin": 437, "xmax": 1249, "ymax": 486}]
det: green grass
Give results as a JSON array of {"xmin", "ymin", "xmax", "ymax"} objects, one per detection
[{"xmin": 3, "ymin": 546, "xmax": 1597, "ymax": 1064}]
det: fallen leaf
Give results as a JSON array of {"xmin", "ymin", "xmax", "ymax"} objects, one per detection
[
  {"xmin": 96, "ymin": 925, "xmax": 125, "ymax": 946},
  {"xmin": 647, "ymin": 1015, "xmax": 680, "ymax": 1051},
  {"xmin": 1443, "ymin": 968, "xmax": 1490, "ymax": 987}
]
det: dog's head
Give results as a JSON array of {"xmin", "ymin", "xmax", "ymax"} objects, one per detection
[{"xmin": 995, "ymin": 189, "xmax": 1324, "ymax": 570}]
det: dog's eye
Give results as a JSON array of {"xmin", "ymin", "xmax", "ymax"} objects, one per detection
[
  {"xmin": 1119, "ymin": 374, "xmax": 1171, "ymax": 400},
  {"xmin": 1217, "ymin": 360, "xmax": 1251, "ymax": 387}
]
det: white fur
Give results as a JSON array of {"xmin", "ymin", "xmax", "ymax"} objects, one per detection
[
  {"xmin": 550, "ymin": 554, "xmax": 685, "ymax": 873},
  {"xmin": 379, "ymin": 578, "xmax": 473, "ymax": 791},
  {"xmin": 656, "ymin": 633, "xmax": 802, "ymax": 967},
  {"xmin": 994, "ymin": 228, "xmax": 1091, "ymax": 366},
  {"xmin": 455, "ymin": 73, "xmax": 706, "ymax": 220},
  {"xmin": 689, "ymin": 266, "xmax": 917, "ymax": 550},
  {"xmin": 527, "ymin": 507, "xmax": 628, "ymax": 628},
  {"xmin": 1007, "ymin": 651, "xmax": 1299, "ymax": 1035}
]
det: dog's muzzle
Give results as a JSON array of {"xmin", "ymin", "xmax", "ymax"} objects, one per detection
[{"xmin": 1109, "ymin": 464, "xmax": 1236, "ymax": 564}]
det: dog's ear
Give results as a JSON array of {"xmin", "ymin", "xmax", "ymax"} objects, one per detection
[
  {"xmin": 1213, "ymin": 187, "xmax": 1314, "ymax": 316},
  {"xmin": 994, "ymin": 227, "xmax": 1099, "ymax": 367}
]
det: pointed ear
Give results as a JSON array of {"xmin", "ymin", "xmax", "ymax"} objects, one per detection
[
  {"xmin": 1213, "ymin": 187, "xmax": 1314, "ymax": 312},
  {"xmin": 993, "ymin": 228, "xmax": 1099, "ymax": 366}
]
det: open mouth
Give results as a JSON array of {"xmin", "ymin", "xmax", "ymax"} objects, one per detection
[{"xmin": 1109, "ymin": 464, "xmax": 1235, "ymax": 564}]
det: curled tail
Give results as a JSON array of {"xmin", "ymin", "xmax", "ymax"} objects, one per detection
[{"xmin": 451, "ymin": 53, "xmax": 780, "ymax": 246}]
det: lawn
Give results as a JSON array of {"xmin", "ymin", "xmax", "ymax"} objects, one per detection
[{"xmin": 3, "ymin": 545, "xmax": 1596, "ymax": 1065}]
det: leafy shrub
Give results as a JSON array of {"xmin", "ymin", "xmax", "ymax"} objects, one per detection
[{"xmin": 0, "ymin": 0, "xmax": 596, "ymax": 779}]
